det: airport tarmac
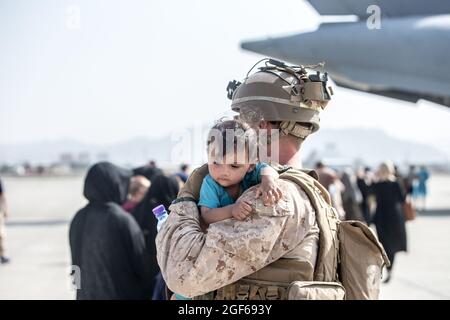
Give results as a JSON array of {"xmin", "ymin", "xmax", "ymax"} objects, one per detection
[{"xmin": 0, "ymin": 174, "xmax": 449, "ymax": 300}]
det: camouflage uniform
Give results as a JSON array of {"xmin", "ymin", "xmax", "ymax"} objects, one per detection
[
  {"xmin": 156, "ymin": 59, "xmax": 336, "ymax": 299},
  {"xmin": 156, "ymin": 164, "xmax": 319, "ymax": 298}
]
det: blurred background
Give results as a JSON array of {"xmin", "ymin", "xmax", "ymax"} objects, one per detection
[{"xmin": 0, "ymin": 0, "xmax": 449, "ymax": 299}]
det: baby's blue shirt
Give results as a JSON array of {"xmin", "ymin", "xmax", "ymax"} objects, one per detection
[{"xmin": 198, "ymin": 163, "xmax": 268, "ymax": 208}]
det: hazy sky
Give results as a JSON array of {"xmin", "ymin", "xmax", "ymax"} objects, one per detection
[{"xmin": 1, "ymin": 0, "xmax": 450, "ymax": 155}]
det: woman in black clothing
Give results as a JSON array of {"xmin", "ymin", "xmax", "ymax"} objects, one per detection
[
  {"xmin": 131, "ymin": 174, "xmax": 180, "ymax": 299},
  {"xmin": 69, "ymin": 162, "xmax": 154, "ymax": 299},
  {"xmin": 372, "ymin": 162, "xmax": 407, "ymax": 283}
]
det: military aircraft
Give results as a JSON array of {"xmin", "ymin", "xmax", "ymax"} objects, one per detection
[{"xmin": 241, "ymin": 0, "xmax": 450, "ymax": 108}]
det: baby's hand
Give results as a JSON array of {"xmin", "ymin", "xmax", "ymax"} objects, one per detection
[
  {"xmin": 231, "ymin": 199, "xmax": 253, "ymax": 221},
  {"xmin": 255, "ymin": 177, "xmax": 283, "ymax": 206}
]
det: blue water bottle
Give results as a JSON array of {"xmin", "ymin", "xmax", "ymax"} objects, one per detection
[{"xmin": 152, "ymin": 205, "xmax": 169, "ymax": 232}]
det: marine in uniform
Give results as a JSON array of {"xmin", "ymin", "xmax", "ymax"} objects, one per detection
[{"xmin": 156, "ymin": 59, "xmax": 380, "ymax": 300}]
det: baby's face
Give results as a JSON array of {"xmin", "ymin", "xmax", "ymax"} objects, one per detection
[{"xmin": 208, "ymin": 150, "xmax": 253, "ymax": 188}]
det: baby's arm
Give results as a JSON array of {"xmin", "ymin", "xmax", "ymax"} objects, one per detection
[
  {"xmin": 261, "ymin": 165, "xmax": 279, "ymax": 179},
  {"xmin": 201, "ymin": 200, "xmax": 253, "ymax": 225},
  {"xmin": 201, "ymin": 205, "xmax": 233, "ymax": 224},
  {"xmin": 256, "ymin": 166, "xmax": 283, "ymax": 205}
]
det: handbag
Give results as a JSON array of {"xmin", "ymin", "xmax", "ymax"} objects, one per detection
[{"xmin": 402, "ymin": 197, "xmax": 416, "ymax": 221}]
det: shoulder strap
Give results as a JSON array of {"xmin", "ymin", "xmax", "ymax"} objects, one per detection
[{"xmin": 279, "ymin": 169, "xmax": 340, "ymax": 282}]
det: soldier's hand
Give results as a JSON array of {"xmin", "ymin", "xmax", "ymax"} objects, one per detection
[{"xmin": 231, "ymin": 199, "xmax": 253, "ymax": 220}]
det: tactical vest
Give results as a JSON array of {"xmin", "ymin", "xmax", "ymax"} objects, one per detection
[
  {"xmin": 194, "ymin": 168, "xmax": 389, "ymax": 300},
  {"xmin": 194, "ymin": 168, "xmax": 345, "ymax": 300}
]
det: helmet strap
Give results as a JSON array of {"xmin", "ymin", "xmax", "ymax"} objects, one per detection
[{"xmin": 279, "ymin": 121, "xmax": 312, "ymax": 139}]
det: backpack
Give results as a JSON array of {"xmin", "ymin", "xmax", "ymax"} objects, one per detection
[
  {"xmin": 183, "ymin": 165, "xmax": 389, "ymax": 300},
  {"xmin": 280, "ymin": 168, "xmax": 390, "ymax": 299}
]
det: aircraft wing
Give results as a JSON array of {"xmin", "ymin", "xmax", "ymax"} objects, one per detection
[
  {"xmin": 306, "ymin": 0, "xmax": 450, "ymax": 18},
  {"xmin": 241, "ymin": 1, "xmax": 450, "ymax": 109}
]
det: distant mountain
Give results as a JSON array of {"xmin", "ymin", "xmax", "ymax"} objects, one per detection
[
  {"xmin": 0, "ymin": 136, "xmax": 176, "ymax": 167},
  {"xmin": 0, "ymin": 128, "xmax": 448, "ymax": 168},
  {"xmin": 302, "ymin": 128, "xmax": 449, "ymax": 167},
  {"xmin": 0, "ymin": 139, "xmax": 92, "ymax": 165}
]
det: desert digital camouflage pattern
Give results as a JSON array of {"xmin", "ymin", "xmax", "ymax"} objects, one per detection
[{"xmin": 156, "ymin": 179, "xmax": 317, "ymax": 298}]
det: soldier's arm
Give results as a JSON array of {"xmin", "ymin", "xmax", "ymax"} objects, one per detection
[
  {"xmin": 156, "ymin": 180, "xmax": 313, "ymax": 297},
  {"xmin": 178, "ymin": 164, "xmax": 209, "ymax": 199}
]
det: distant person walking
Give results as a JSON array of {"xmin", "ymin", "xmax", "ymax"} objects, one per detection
[
  {"xmin": 316, "ymin": 161, "xmax": 346, "ymax": 220},
  {"xmin": 414, "ymin": 166, "xmax": 430, "ymax": 211},
  {"xmin": 357, "ymin": 167, "xmax": 373, "ymax": 224},
  {"xmin": 131, "ymin": 174, "xmax": 180, "ymax": 300},
  {"xmin": 404, "ymin": 165, "xmax": 417, "ymax": 196},
  {"xmin": 372, "ymin": 162, "xmax": 407, "ymax": 283},
  {"xmin": 341, "ymin": 168, "xmax": 364, "ymax": 222},
  {"xmin": 69, "ymin": 162, "xmax": 154, "ymax": 299},
  {"xmin": 174, "ymin": 164, "xmax": 190, "ymax": 183},
  {"xmin": 0, "ymin": 177, "xmax": 10, "ymax": 264}
]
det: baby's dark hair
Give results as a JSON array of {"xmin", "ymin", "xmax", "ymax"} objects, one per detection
[{"xmin": 206, "ymin": 118, "xmax": 257, "ymax": 164}]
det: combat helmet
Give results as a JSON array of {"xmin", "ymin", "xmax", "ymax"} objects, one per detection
[{"xmin": 226, "ymin": 58, "xmax": 333, "ymax": 139}]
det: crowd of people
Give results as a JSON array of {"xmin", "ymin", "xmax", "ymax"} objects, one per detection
[
  {"xmin": 69, "ymin": 161, "xmax": 188, "ymax": 299},
  {"xmin": 0, "ymin": 153, "xmax": 432, "ymax": 296},
  {"xmin": 315, "ymin": 161, "xmax": 430, "ymax": 282},
  {"xmin": 66, "ymin": 154, "xmax": 431, "ymax": 299}
]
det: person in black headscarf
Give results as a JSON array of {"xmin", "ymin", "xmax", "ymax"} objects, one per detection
[
  {"xmin": 357, "ymin": 167, "xmax": 373, "ymax": 224},
  {"xmin": 132, "ymin": 160, "xmax": 163, "ymax": 182},
  {"xmin": 131, "ymin": 174, "xmax": 180, "ymax": 299},
  {"xmin": 69, "ymin": 162, "xmax": 154, "ymax": 300}
]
